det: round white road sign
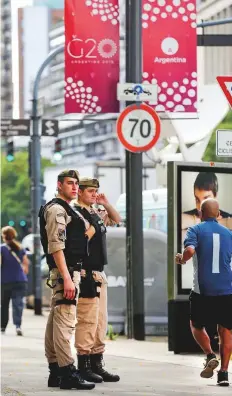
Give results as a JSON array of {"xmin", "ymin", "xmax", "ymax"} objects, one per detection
[{"xmin": 116, "ymin": 103, "xmax": 161, "ymax": 152}]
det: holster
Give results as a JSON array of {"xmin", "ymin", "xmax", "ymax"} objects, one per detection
[
  {"xmin": 53, "ymin": 269, "xmax": 79, "ymax": 306},
  {"xmin": 46, "ymin": 263, "xmax": 82, "ymax": 289},
  {"xmin": 46, "ymin": 277, "xmax": 56, "ymax": 289},
  {"xmin": 54, "ymin": 287, "xmax": 78, "ymax": 306},
  {"xmin": 79, "ymin": 272, "xmax": 101, "ymax": 298},
  {"xmin": 46, "ymin": 266, "xmax": 79, "ymax": 307}
]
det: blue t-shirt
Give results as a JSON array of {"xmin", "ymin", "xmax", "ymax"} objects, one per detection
[
  {"xmin": 184, "ymin": 219, "xmax": 232, "ymax": 296},
  {"xmin": 1, "ymin": 244, "xmax": 28, "ymax": 284}
]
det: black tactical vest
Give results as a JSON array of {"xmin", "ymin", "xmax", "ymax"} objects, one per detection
[
  {"xmin": 74, "ymin": 206, "xmax": 108, "ymax": 272},
  {"xmin": 39, "ymin": 198, "xmax": 88, "ymax": 271}
]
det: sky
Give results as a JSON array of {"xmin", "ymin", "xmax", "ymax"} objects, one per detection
[
  {"xmin": 34, "ymin": 0, "xmax": 64, "ymax": 6},
  {"xmin": 11, "ymin": 0, "xmax": 64, "ymax": 117},
  {"xmin": 11, "ymin": 0, "xmax": 33, "ymax": 118}
]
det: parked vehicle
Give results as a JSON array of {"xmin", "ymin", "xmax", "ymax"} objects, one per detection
[
  {"xmin": 116, "ymin": 188, "xmax": 167, "ymax": 233},
  {"xmin": 105, "ymin": 227, "xmax": 167, "ymax": 335}
]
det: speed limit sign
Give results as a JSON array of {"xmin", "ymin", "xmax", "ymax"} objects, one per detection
[{"xmin": 116, "ymin": 103, "xmax": 161, "ymax": 153}]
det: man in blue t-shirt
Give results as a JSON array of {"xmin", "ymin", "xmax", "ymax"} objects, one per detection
[{"xmin": 176, "ymin": 198, "xmax": 232, "ymax": 387}]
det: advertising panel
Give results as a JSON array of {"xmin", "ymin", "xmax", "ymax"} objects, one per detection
[{"xmin": 177, "ymin": 167, "xmax": 232, "ymax": 293}]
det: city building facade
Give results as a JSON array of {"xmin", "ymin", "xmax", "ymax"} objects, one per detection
[
  {"xmin": 1, "ymin": 0, "xmax": 13, "ymax": 118},
  {"xmin": 198, "ymin": 0, "xmax": 232, "ymax": 84}
]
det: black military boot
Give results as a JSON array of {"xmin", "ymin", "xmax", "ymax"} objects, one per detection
[
  {"xmin": 90, "ymin": 353, "xmax": 120, "ymax": 382},
  {"xmin": 78, "ymin": 354, "xmax": 103, "ymax": 383},
  {"xmin": 59, "ymin": 363, "xmax": 95, "ymax": 390},
  {"xmin": 48, "ymin": 362, "xmax": 60, "ymax": 387}
]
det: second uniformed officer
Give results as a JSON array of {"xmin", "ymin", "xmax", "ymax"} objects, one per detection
[
  {"xmin": 39, "ymin": 170, "xmax": 95, "ymax": 391},
  {"xmin": 73, "ymin": 177, "xmax": 121, "ymax": 383}
]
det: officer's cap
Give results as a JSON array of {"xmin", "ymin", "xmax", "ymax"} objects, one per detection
[
  {"xmin": 57, "ymin": 169, "xmax": 79, "ymax": 182},
  {"xmin": 79, "ymin": 177, "xmax": 99, "ymax": 188}
]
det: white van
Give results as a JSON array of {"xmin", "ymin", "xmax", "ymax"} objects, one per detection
[{"xmin": 116, "ymin": 188, "xmax": 167, "ymax": 233}]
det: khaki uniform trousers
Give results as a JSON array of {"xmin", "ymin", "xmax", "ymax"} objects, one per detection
[
  {"xmin": 75, "ymin": 271, "xmax": 108, "ymax": 355},
  {"xmin": 45, "ymin": 268, "xmax": 80, "ymax": 367}
]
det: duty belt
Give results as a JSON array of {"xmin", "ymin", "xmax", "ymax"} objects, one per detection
[
  {"xmin": 46, "ymin": 262, "xmax": 82, "ymax": 289},
  {"xmin": 69, "ymin": 262, "xmax": 82, "ymax": 272},
  {"xmin": 54, "ymin": 287, "xmax": 78, "ymax": 306}
]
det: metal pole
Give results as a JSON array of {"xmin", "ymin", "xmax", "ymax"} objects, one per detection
[
  {"xmin": 125, "ymin": 151, "xmax": 133, "ymax": 338},
  {"xmin": 125, "ymin": 0, "xmax": 133, "ymax": 340},
  {"xmin": 31, "ymin": 98, "xmax": 42, "ymax": 315},
  {"xmin": 197, "ymin": 17, "xmax": 232, "ymax": 28},
  {"xmin": 31, "ymin": 45, "xmax": 64, "ymax": 315},
  {"xmin": 125, "ymin": 0, "xmax": 145, "ymax": 341}
]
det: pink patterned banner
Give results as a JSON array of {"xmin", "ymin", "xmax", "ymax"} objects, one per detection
[
  {"xmin": 65, "ymin": 0, "xmax": 120, "ymax": 114},
  {"xmin": 142, "ymin": 0, "xmax": 197, "ymax": 113}
]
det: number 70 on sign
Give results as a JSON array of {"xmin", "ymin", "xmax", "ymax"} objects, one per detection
[{"xmin": 116, "ymin": 104, "xmax": 161, "ymax": 153}]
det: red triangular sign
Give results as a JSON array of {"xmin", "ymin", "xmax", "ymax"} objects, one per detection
[{"xmin": 216, "ymin": 76, "xmax": 232, "ymax": 108}]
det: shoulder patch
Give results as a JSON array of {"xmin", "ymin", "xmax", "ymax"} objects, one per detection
[
  {"xmin": 58, "ymin": 228, "xmax": 66, "ymax": 242},
  {"xmin": 56, "ymin": 212, "xmax": 64, "ymax": 217}
]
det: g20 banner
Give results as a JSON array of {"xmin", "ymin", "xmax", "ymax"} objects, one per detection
[
  {"xmin": 65, "ymin": 0, "xmax": 119, "ymax": 114},
  {"xmin": 142, "ymin": 0, "xmax": 197, "ymax": 113}
]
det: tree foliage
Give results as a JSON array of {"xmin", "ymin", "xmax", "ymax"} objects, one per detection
[
  {"xmin": 1, "ymin": 151, "xmax": 53, "ymax": 232},
  {"xmin": 203, "ymin": 111, "xmax": 232, "ymax": 163}
]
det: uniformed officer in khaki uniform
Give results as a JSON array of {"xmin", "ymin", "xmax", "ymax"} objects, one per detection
[
  {"xmin": 73, "ymin": 177, "xmax": 121, "ymax": 383},
  {"xmin": 39, "ymin": 170, "xmax": 95, "ymax": 391}
]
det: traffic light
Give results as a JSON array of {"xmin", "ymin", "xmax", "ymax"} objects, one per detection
[
  {"xmin": 6, "ymin": 140, "xmax": 14, "ymax": 162},
  {"xmin": 53, "ymin": 138, "xmax": 62, "ymax": 161},
  {"xmin": 8, "ymin": 220, "xmax": 15, "ymax": 227},
  {"xmin": 19, "ymin": 219, "xmax": 28, "ymax": 237}
]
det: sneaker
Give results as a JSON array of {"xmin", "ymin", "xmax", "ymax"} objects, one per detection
[
  {"xmin": 1, "ymin": 328, "xmax": 5, "ymax": 334},
  {"xmin": 200, "ymin": 353, "xmax": 219, "ymax": 378},
  {"xmin": 16, "ymin": 327, "xmax": 23, "ymax": 336},
  {"xmin": 217, "ymin": 371, "xmax": 229, "ymax": 387}
]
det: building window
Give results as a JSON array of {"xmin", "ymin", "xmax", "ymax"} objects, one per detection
[
  {"xmin": 67, "ymin": 137, "xmax": 73, "ymax": 147},
  {"xmin": 106, "ymin": 123, "xmax": 113, "ymax": 134},
  {"xmin": 95, "ymin": 143, "xmax": 104, "ymax": 156}
]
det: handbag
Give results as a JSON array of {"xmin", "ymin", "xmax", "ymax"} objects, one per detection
[{"xmin": 5, "ymin": 245, "xmax": 24, "ymax": 268}]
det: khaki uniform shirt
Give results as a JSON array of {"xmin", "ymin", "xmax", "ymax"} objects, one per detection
[
  {"xmin": 73, "ymin": 202, "xmax": 116, "ymax": 227},
  {"xmin": 95, "ymin": 207, "xmax": 116, "ymax": 227},
  {"xmin": 44, "ymin": 203, "xmax": 71, "ymax": 254}
]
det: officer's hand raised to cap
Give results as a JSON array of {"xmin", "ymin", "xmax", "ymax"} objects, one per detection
[
  {"xmin": 63, "ymin": 277, "xmax": 76, "ymax": 300},
  {"xmin": 96, "ymin": 193, "xmax": 109, "ymax": 206}
]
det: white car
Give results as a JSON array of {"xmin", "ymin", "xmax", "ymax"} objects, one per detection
[{"xmin": 22, "ymin": 233, "xmax": 44, "ymax": 255}]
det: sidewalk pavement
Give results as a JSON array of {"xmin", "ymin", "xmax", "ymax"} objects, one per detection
[{"xmin": 1, "ymin": 309, "xmax": 231, "ymax": 396}]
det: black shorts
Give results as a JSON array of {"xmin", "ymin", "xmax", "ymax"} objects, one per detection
[{"xmin": 189, "ymin": 291, "xmax": 232, "ymax": 330}]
